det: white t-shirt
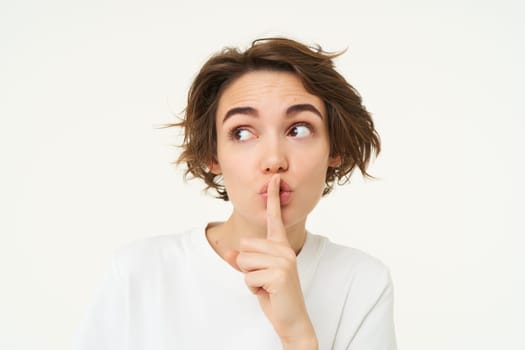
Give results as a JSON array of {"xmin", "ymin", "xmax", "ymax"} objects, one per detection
[{"xmin": 73, "ymin": 224, "xmax": 397, "ymax": 349}]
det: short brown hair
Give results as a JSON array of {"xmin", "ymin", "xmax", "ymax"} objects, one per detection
[{"xmin": 162, "ymin": 37, "xmax": 380, "ymax": 201}]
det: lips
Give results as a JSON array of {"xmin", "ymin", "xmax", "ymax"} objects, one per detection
[
  {"xmin": 259, "ymin": 178, "xmax": 293, "ymax": 206},
  {"xmin": 258, "ymin": 178, "xmax": 292, "ymax": 194}
]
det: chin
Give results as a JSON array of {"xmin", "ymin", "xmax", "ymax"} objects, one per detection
[{"xmin": 280, "ymin": 206, "xmax": 310, "ymax": 228}]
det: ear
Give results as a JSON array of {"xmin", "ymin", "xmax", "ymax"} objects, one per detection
[
  {"xmin": 328, "ymin": 155, "xmax": 342, "ymax": 168},
  {"xmin": 208, "ymin": 159, "xmax": 221, "ymax": 174}
]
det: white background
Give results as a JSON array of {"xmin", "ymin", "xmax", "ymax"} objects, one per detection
[{"xmin": 1, "ymin": 0, "xmax": 524, "ymax": 349}]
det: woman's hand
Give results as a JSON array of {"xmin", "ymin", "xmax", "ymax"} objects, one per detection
[{"xmin": 225, "ymin": 174, "xmax": 318, "ymax": 349}]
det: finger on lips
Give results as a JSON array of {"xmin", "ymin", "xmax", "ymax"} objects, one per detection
[
  {"xmin": 266, "ymin": 174, "xmax": 288, "ymax": 244},
  {"xmin": 228, "ymin": 174, "xmax": 292, "ymax": 286}
]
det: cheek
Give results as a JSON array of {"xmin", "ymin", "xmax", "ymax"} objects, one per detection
[
  {"xmin": 219, "ymin": 148, "xmax": 251, "ymax": 168},
  {"xmin": 295, "ymin": 150, "xmax": 330, "ymax": 188},
  {"xmin": 217, "ymin": 153, "xmax": 254, "ymax": 193},
  {"xmin": 298, "ymin": 144, "xmax": 330, "ymax": 169}
]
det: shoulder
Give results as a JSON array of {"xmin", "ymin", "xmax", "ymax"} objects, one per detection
[
  {"xmin": 316, "ymin": 235, "xmax": 391, "ymax": 274},
  {"xmin": 329, "ymin": 239, "xmax": 390, "ymax": 274},
  {"xmin": 314, "ymin": 234, "xmax": 393, "ymax": 294},
  {"xmin": 109, "ymin": 227, "xmax": 201, "ymax": 279}
]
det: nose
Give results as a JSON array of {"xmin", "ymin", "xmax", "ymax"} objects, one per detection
[{"xmin": 260, "ymin": 138, "xmax": 288, "ymax": 174}]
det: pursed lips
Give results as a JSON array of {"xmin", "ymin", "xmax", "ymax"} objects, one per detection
[
  {"xmin": 258, "ymin": 178, "xmax": 292, "ymax": 194},
  {"xmin": 258, "ymin": 179, "xmax": 293, "ymax": 206}
]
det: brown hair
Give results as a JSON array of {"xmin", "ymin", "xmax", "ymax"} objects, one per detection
[{"xmin": 162, "ymin": 37, "xmax": 380, "ymax": 200}]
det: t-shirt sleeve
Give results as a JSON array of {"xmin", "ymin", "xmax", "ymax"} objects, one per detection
[
  {"xmin": 72, "ymin": 256, "xmax": 128, "ymax": 350},
  {"xmin": 346, "ymin": 266, "xmax": 397, "ymax": 350}
]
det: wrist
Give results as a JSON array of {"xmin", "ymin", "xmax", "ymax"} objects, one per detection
[
  {"xmin": 281, "ymin": 334, "xmax": 318, "ymax": 350},
  {"xmin": 280, "ymin": 324, "xmax": 318, "ymax": 350}
]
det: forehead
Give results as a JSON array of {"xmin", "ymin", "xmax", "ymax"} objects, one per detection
[{"xmin": 216, "ymin": 70, "xmax": 325, "ymax": 118}]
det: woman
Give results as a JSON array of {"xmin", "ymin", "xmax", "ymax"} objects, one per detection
[{"xmin": 74, "ymin": 38, "xmax": 397, "ymax": 350}]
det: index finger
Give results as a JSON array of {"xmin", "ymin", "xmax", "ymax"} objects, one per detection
[{"xmin": 266, "ymin": 174, "xmax": 288, "ymax": 244}]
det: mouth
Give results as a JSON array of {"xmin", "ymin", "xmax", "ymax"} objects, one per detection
[
  {"xmin": 258, "ymin": 179, "xmax": 293, "ymax": 206},
  {"xmin": 258, "ymin": 179, "xmax": 292, "ymax": 195}
]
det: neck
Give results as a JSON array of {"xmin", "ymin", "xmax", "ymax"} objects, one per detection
[{"xmin": 206, "ymin": 211, "xmax": 307, "ymax": 259}]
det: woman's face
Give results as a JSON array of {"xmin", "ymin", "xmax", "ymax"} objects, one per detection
[{"xmin": 211, "ymin": 70, "xmax": 340, "ymax": 228}]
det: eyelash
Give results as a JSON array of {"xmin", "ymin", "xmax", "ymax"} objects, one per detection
[
  {"xmin": 227, "ymin": 122, "xmax": 315, "ymax": 142},
  {"xmin": 288, "ymin": 122, "xmax": 314, "ymax": 138},
  {"xmin": 227, "ymin": 126, "xmax": 253, "ymax": 142}
]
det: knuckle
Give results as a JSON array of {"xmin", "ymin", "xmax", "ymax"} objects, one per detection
[
  {"xmin": 236, "ymin": 253, "xmax": 246, "ymax": 269},
  {"xmin": 273, "ymin": 268, "xmax": 288, "ymax": 284},
  {"xmin": 282, "ymin": 248, "xmax": 296, "ymax": 261},
  {"xmin": 239, "ymin": 238, "xmax": 247, "ymax": 248}
]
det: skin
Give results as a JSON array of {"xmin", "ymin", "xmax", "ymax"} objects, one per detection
[{"xmin": 206, "ymin": 70, "xmax": 341, "ymax": 349}]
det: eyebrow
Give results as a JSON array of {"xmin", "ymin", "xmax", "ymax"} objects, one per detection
[{"xmin": 222, "ymin": 103, "xmax": 323, "ymax": 124}]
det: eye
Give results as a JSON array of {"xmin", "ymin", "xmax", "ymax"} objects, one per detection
[
  {"xmin": 288, "ymin": 123, "xmax": 313, "ymax": 138},
  {"xmin": 229, "ymin": 127, "xmax": 256, "ymax": 142}
]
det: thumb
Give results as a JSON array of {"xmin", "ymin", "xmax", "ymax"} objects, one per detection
[{"xmin": 223, "ymin": 249, "xmax": 241, "ymax": 271}]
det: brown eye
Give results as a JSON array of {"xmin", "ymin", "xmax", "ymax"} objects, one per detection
[
  {"xmin": 231, "ymin": 128, "xmax": 255, "ymax": 142},
  {"xmin": 288, "ymin": 124, "xmax": 312, "ymax": 138}
]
